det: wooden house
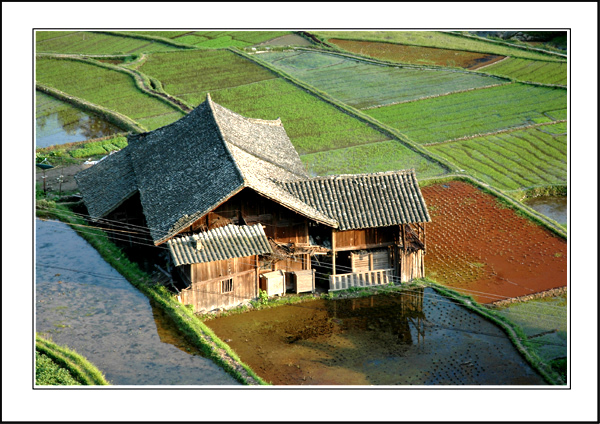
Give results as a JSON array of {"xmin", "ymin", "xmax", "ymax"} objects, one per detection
[{"xmin": 76, "ymin": 95, "xmax": 430, "ymax": 312}]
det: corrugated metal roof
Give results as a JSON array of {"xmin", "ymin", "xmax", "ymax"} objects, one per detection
[
  {"xmin": 167, "ymin": 224, "xmax": 273, "ymax": 266},
  {"xmin": 282, "ymin": 170, "xmax": 431, "ymax": 230}
]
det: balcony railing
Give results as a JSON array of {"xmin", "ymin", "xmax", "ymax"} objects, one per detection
[{"xmin": 329, "ymin": 268, "xmax": 394, "ymax": 292}]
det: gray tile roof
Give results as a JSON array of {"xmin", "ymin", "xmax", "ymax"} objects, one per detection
[
  {"xmin": 74, "ymin": 149, "xmax": 137, "ymax": 218},
  {"xmin": 167, "ymin": 224, "xmax": 272, "ymax": 266},
  {"xmin": 282, "ymin": 170, "xmax": 431, "ymax": 230},
  {"xmin": 76, "ymin": 95, "xmax": 332, "ymax": 245},
  {"xmin": 76, "ymin": 96, "xmax": 429, "ymax": 248}
]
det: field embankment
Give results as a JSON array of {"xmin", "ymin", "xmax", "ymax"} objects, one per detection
[{"xmin": 36, "ymin": 334, "xmax": 110, "ymax": 385}]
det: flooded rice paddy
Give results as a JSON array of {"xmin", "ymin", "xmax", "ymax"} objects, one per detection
[
  {"xmin": 35, "ymin": 219, "xmax": 238, "ymax": 385},
  {"xmin": 523, "ymin": 196, "xmax": 567, "ymax": 225},
  {"xmin": 421, "ymin": 181, "xmax": 567, "ymax": 303},
  {"xmin": 36, "ymin": 91, "xmax": 123, "ymax": 148},
  {"xmin": 206, "ymin": 288, "xmax": 546, "ymax": 385},
  {"xmin": 494, "ymin": 294, "xmax": 567, "ymax": 362}
]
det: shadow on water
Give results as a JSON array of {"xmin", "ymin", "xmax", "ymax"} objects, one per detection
[
  {"xmin": 35, "ymin": 219, "xmax": 237, "ymax": 385},
  {"xmin": 523, "ymin": 196, "xmax": 567, "ymax": 225},
  {"xmin": 206, "ymin": 288, "xmax": 546, "ymax": 385}
]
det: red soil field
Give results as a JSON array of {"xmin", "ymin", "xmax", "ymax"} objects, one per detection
[
  {"xmin": 421, "ymin": 181, "xmax": 567, "ymax": 303},
  {"xmin": 329, "ymin": 39, "xmax": 505, "ymax": 69}
]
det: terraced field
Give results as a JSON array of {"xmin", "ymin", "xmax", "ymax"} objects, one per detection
[
  {"xmin": 36, "ymin": 56, "xmax": 184, "ymax": 130},
  {"xmin": 136, "ymin": 49, "xmax": 278, "ymax": 106},
  {"xmin": 366, "ymin": 83, "xmax": 567, "ymax": 144},
  {"xmin": 315, "ymin": 31, "xmax": 566, "ymax": 62},
  {"xmin": 209, "ymin": 78, "xmax": 391, "ymax": 154},
  {"xmin": 494, "ymin": 294, "xmax": 567, "ymax": 362},
  {"xmin": 260, "ymin": 50, "xmax": 507, "ymax": 109},
  {"xmin": 477, "ymin": 57, "xmax": 567, "ymax": 86},
  {"xmin": 427, "ymin": 124, "xmax": 567, "ymax": 191},
  {"xmin": 35, "ymin": 31, "xmax": 185, "ymax": 54},
  {"xmin": 36, "ymin": 90, "xmax": 124, "ymax": 147},
  {"xmin": 328, "ymin": 38, "xmax": 506, "ymax": 69},
  {"xmin": 301, "ymin": 140, "xmax": 446, "ymax": 178},
  {"xmin": 125, "ymin": 30, "xmax": 293, "ymax": 48}
]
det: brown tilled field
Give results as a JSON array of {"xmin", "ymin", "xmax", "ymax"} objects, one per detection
[
  {"xmin": 421, "ymin": 181, "xmax": 567, "ymax": 303},
  {"xmin": 329, "ymin": 39, "xmax": 505, "ymax": 69}
]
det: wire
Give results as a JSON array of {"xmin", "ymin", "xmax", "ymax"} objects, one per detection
[
  {"xmin": 36, "ymin": 214, "xmax": 568, "ymax": 316},
  {"xmin": 35, "ymin": 220, "xmax": 568, "ymax": 329},
  {"xmin": 42, "ymin": 204, "xmax": 568, "ymax": 310}
]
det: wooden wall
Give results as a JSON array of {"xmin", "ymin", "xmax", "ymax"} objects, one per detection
[
  {"xmin": 398, "ymin": 249, "xmax": 425, "ymax": 282},
  {"xmin": 334, "ymin": 226, "xmax": 398, "ymax": 251},
  {"xmin": 180, "ymin": 255, "xmax": 258, "ymax": 312},
  {"xmin": 182, "ymin": 188, "xmax": 310, "ymax": 246}
]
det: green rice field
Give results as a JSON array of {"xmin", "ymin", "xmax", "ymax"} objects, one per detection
[
  {"xmin": 35, "ymin": 31, "xmax": 185, "ymax": 55},
  {"xmin": 36, "ymin": 56, "xmax": 184, "ymax": 130},
  {"xmin": 124, "ymin": 31, "xmax": 292, "ymax": 48},
  {"xmin": 494, "ymin": 295, "xmax": 567, "ymax": 362},
  {"xmin": 300, "ymin": 139, "xmax": 446, "ymax": 177},
  {"xmin": 209, "ymin": 78, "xmax": 391, "ymax": 154},
  {"xmin": 260, "ymin": 50, "xmax": 507, "ymax": 109},
  {"xmin": 136, "ymin": 49, "xmax": 278, "ymax": 106},
  {"xmin": 479, "ymin": 57, "xmax": 567, "ymax": 85},
  {"xmin": 365, "ymin": 83, "xmax": 567, "ymax": 144},
  {"xmin": 427, "ymin": 124, "xmax": 567, "ymax": 190}
]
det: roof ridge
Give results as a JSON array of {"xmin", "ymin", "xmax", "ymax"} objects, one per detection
[
  {"xmin": 208, "ymin": 94, "xmax": 283, "ymax": 127},
  {"xmin": 287, "ymin": 169, "xmax": 416, "ymax": 183},
  {"xmin": 205, "ymin": 94, "xmax": 248, "ymax": 183}
]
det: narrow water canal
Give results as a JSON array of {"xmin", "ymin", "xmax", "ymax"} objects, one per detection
[{"xmin": 35, "ymin": 219, "xmax": 238, "ymax": 385}]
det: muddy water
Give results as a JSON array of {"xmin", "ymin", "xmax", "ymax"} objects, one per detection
[
  {"xmin": 36, "ymin": 92, "xmax": 123, "ymax": 148},
  {"xmin": 35, "ymin": 219, "xmax": 238, "ymax": 385},
  {"xmin": 206, "ymin": 288, "xmax": 546, "ymax": 385},
  {"xmin": 523, "ymin": 196, "xmax": 567, "ymax": 225}
]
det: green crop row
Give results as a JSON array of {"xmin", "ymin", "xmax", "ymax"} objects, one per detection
[
  {"xmin": 36, "ymin": 56, "xmax": 184, "ymax": 130},
  {"xmin": 35, "ymin": 31, "xmax": 184, "ymax": 55},
  {"xmin": 427, "ymin": 125, "xmax": 567, "ymax": 191},
  {"xmin": 122, "ymin": 31, "xmax": 292, "ymax": 48},
  {"xmin": 366, "ymin": 83, "xmax": 567, "ymax": 144},
  {"xmin": 300, "ymin": 139, "xmax": 447, "ymax": 177},
  {"xmin": 313, "ymin": 31, "xmax": 566, "ymax": 62},
  {"xmin": 480, "ymin": 57, "xmax": 567, "ymax": 86},
  {"xmin": 260, "ymin": 50, "xmax": 507, "ymax": 109},
  {"xmin": 137, "ymin": 49, "xmax": 278, "ymax": 107}
]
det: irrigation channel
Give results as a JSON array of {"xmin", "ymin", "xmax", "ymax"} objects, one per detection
[
  {"xmin": 523, "ymin": 196, "xmax": 567, "ymax": 225},
  {"xmin": 35, "ymin": 219, "xmax": 238, "ymax": 385},
  {"xmin": 206, "ymin": 289, "xmax": 546, "ymax": 385}
]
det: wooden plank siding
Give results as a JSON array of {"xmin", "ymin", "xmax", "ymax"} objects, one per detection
[
  {"xmin": 334, "ymin": 226, "xmax": 398, "ymax": 251},
  {"xmin": 180, "ymin": 255, "xmax": 258, "ymax": 312}
]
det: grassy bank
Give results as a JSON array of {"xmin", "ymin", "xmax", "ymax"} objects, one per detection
[{"xmin": 35, "ymin": 334, "xmax": 110, "ymax": 385}]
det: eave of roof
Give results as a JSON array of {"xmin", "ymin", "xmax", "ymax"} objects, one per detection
[
  {"xmin": 282, "ymin": 169, "xmax": 431, "ymax": 230},
  {"xmin": 167, "ymin": 224, "xmax": 272, "ymax": 266}
]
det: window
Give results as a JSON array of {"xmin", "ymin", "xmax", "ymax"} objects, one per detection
[{"xmin": 221, "ymin": 278, "xmax": 233, "ymax": 293}]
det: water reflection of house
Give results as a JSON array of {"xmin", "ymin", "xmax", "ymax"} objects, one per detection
[
  {"xmin": 75, "ymin": 95, "xmax": 430, "ymax": 313},
  {"xmin": 328, "ymin": 288, "xmax": 426, "ymax": 345}
]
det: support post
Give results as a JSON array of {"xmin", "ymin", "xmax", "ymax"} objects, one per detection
[{"xmin": 331, "ymin": 229, "xmax": 336, "ymax": 276}]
